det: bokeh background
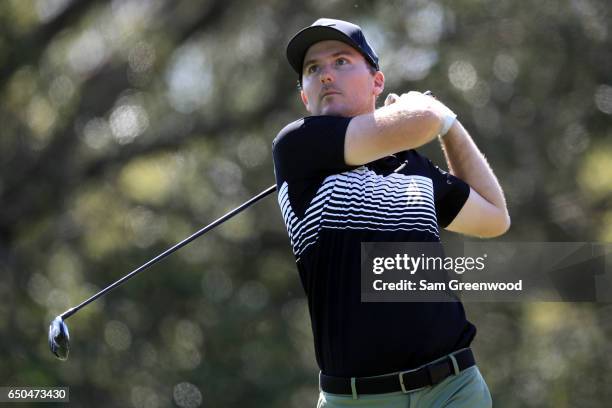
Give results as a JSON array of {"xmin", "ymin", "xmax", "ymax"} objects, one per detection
[{"xmin": 1, "ymin": 0, "xmax": 611, "ymax": 407}]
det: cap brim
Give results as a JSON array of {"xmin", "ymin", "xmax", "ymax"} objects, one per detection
[{"xmin": 286, "ymin": 26, "xmax": 363, "ymax": 75}]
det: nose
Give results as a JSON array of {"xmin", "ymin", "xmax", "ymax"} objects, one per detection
[{"xmin": 319, "ymin": 65, "xmax": 334, "ymax": 84}]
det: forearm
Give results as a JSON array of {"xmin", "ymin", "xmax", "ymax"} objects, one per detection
[
  {"xmin": 440, "ymin": 121, "xmax": 509, "ymax": 213},
  {"xmin": 344, "ymin": 90, "xmax": 463, "ymax": 167},
  {"xmin": 345, "ymin": 103, "xmax": 441, "ymax": 165},
  {"xmin": 368, "ymin": 102, "xmax": 444, "ymax": 151}
]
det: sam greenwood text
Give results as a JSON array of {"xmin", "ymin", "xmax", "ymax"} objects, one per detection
[{"xmin": 373, "ymin": 279, "xmax": 523, "ymax": 291}]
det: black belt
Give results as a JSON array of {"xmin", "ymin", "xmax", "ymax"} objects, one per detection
[{"xmin": 319, "ymin": 348, "xmax": 475, "ymax": 396}]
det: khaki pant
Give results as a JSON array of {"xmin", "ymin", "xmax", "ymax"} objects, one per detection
[{"xmin": 317, "ymin": 362, "xmax": 492, "ymax": 408}]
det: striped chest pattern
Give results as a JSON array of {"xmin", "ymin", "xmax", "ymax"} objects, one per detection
[{"xmin": 279, "ymin": 167, "xmax": 439, "ymax": 258}]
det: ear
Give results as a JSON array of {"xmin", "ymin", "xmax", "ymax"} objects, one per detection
[
  {"xmin": 300, "ymin": 89, "xmax": 311, "ymax": 113},
  {"xmin": 372, "ymin": 70, "xmax": 385, "ymax": 98}
]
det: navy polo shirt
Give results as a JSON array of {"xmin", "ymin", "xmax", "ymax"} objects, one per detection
[{"xmin": 272, "ymin": 115, "xmax": 476, "ymax": 377}]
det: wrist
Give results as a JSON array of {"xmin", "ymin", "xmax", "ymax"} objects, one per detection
[
  {"xmin": 424, "ymin": 95, "xmax": 456, "ymax": 137},
  {"xmin": 436, "ymin": 106, "xmax": 457, "ymax": 137},
  {"xmin": 438, "ymin": 119, "xmax": 456, "ymax": 141}
]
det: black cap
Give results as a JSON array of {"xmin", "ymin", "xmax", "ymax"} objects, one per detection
[{"xmin": 286, "ymin": 18, "xmax": 380, "ymax": 76}]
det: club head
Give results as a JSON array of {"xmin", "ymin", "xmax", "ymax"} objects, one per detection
[{"xmin": 48, "ymin": 316, "xmax": 70, "ymax": 360}]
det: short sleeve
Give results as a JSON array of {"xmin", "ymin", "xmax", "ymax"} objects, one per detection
[
  {"xmin": 426, "ymin": 159, "xmax": 470, "ymax": 228},
  {"xmin": 272, "ymin": 116, "xmax": 357, "ymax": 186}
]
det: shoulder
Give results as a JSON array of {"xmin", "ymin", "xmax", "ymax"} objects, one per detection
[
  {"xmin": 272, "ymin": 117, "xmax": 307, "ymax": 149},
  {"xmin": 272, "ymin": 116, "xmax": 352, "ymax": 150}
]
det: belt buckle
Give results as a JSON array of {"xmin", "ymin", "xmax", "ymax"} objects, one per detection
[
  {"xmin": 427, "ymin": 359, "xmax": 450, "ymax": 385},
  {"xmin": 398, "ymin": 366, "xmax": 418, "ymax": 394}
]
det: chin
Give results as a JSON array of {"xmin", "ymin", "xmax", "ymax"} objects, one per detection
[{"xmin": 321, "ymin": 106, "xmax": 351, "ymax": 117}]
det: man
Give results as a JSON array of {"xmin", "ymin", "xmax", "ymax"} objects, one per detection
[{"xmin": 272, "ymin": 18, "xmax": 509, "ymax": 407}]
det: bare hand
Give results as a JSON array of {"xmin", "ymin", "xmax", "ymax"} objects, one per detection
[
  {"xmin": 384, "ymin": 91, "xmax": 437, "ymax": 110},
  {"xmin": 384, "ymin": 93, "xmax": 399, "ymax": 106}
]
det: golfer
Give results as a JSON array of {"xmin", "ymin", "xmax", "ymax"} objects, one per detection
[{"xmin": 273, "ymin": 18, "xmax": 509, "ymax": 407}]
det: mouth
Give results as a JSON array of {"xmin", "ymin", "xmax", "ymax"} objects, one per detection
[{"xmin": 321, "ymin": 90, "xmax": 341, "ymax": 99}]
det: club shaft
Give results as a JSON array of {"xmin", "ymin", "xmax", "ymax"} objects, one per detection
[{"xmin": 61, "ymin": 184, "xmax": 277, "ymax": 320}]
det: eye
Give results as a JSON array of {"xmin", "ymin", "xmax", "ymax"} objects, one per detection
[
  {"xmin": 336, "ymin": 57, "xmax": 348, "ymax": 66},
  {"xmin": 305, "ymin": 64, "xmax": 318, "ymax": 75}
]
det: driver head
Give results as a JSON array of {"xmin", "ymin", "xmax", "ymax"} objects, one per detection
[{"xmin": 48, "ymin": 316, "xmax": 70, "ymax": 360}]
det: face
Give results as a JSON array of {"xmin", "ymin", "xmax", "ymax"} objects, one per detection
[{"xmin": 300, "ymin": 40, "xmax": 384, "ymax": 117}]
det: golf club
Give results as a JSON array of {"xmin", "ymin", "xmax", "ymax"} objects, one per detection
[{"xmin": 49, "ymin": 184, "xmax": 277, "ymax": 360}]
